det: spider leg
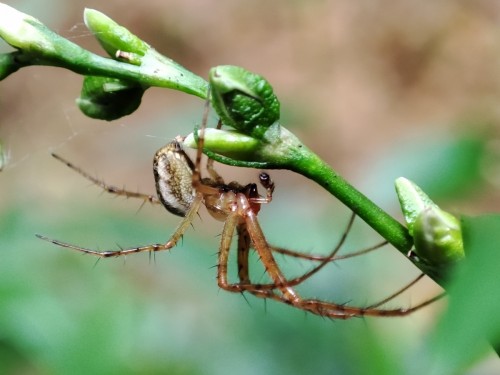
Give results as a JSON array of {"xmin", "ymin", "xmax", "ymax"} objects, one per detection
[
  {"xmin": 239, "ymin": 195, "xmax": 301, "ymax": 302},
  {"xmin": 246, "ymin": 271, "xmax": 438, "ymax": 313},
  {"xmin": 240, "ymin": 202, "xmax": 442, "ymax": 318},
  {"xmin": 226, "ymin": 211, "xmax": 357, "ymax": 293},
  {"xmin": 51, "ymin": 153, "xmax": 161, "ymax": 205},
  {"xmin": 268, "ymin": 211, "xmax": 388, "ymax": 262},
  {"xmin": 215, "ymin": 210, "xmax": 275, "ymax": 300},
  {"xmin": 270, "ymin": 240, "xmax": 388, "ymax": 262},
  {"xmin": 286, "ymin": 293, "xmax": 444, "ymax": 319},
  {"xmin": 216, "ymin": 210, "xmax": 244, "ymax": 292},
  {"xmin": 36, "ymin": 194, "xmax": 203, "ymax": 258},
  {"xmin": 365, "ymin": 273, "xmax": 426, "ymax": 309},
  {"xmin": 236, "ymin": 222, "xmax": 251, "ymax": 284},
  {"xmin": 206, "ymin": 120, "xmax": 224, "ymax": 184},
  {"xmin": 230, "ymin": 216, "xmax": 425, "ymax": 305},
  {"xmin": 192, "ymin": 90, "xmax": 211, "ymax": 188},
  {"xmin": 245, "ymin": 275, "xmax": 443, "ymax": 319}
]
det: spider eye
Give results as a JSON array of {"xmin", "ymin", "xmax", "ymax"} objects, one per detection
[
  {"xmin": 153, "ymin": 140, "xmax": 195, "ymax": 217},
  {"xmin": 259, "ymin": 172, "xmax": 273, "ymax": 189}
]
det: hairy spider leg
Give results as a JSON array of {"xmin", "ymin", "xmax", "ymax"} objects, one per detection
[
  {"xmin": 263, "ymin": 290, "xmax": 444, "ymax": 319},
  {"xmin": 229, "ymin": 212, "xmax": 356, "ymax": 294},
  {"xmin": 36, "ymin": 197, "xmax": 203, "ymax": 257},
  {"xmin": 233, "ymin": 175, "xmax": 276, "ymax": 293},
  {"xmin": 229, "ymin": 211, "xmax": 438, "ymax": 313},
  {"xmin": 270, "ymin": 240, "xmax": 388, "ymax": 262},
  {"xmin": 37, "ymin": 141, "xmax": 209, "ymax": 257},
  {"xmin": 215, "ymin": 202, "xmax": 444, "ymax": 318},
  {"xmin": 205, "ymin": 119, "xmax": 224, "ymax": 184},
  {"xmin": 50, "ymin": 153, "xmax": 161, "ymax": 206},
  {"xmin": 215, "ymin": 191, "xmax": 300, "ymax": 302}
]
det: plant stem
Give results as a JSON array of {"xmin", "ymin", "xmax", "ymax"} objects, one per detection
[
  {"xmin": 292, "ymin": 149, "xmax": 414, "ymax": 254},
  {"xmin": 31, "ymin": 44, "xmax": 208, "ymax": 98}
]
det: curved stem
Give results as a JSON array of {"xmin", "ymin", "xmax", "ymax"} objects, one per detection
[
  {"xmin": 25, "ymin": 41, "xmax": 208, "ymax": 98},
  {"xmin": 291, "ymin": 148, "xmax": 414, "ymax": 254}
]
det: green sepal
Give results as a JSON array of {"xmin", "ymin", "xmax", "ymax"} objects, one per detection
[
  {"xmin": 77, "ymin": 76, "xmax": 146, "ymax": 121},
  {"xmin": 209, "ymin": 66, "xmax": 280, "ymax": 139}
]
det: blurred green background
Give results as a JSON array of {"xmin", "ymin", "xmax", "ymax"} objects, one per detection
[{"xmin": 1, "ymin": 1, "xmax": 500, "ymax": 374}]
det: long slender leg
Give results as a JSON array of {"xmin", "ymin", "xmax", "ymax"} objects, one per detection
[
  {"xmin": 216, "ymin": 211, "xmax": 275, "ymax": 300},
  {"xmin": 268, "ymin": 211, "xmax": 388, "ymax": 262},
  {"xmin": 228, "ymin": 213, "xmax": 355, "ymax": 293},
  {"xmin": 37, "ymin": 194, "xmax": 204, "ymax": 257},
  {"xmin": 270, "ymin": 240, "xmax": 388, "ymax": 262},
  {"xmin": 216, "ymin": 211, "xmax": 243, "ymax": 292},
  {"xmin": 51, "ymin": 153, "xmax": 161, "ymax": 205},
  {"xmin": 239, "ymin": 198, "xmax": 442, "ymax": 318},
  {"xmin": 192, "ymin": 91, "xmax": 211, "ymax": 187},
  {"xmin": 238, "ymin": 272, "xmax": 433, "ymax": 311},
  {"xmin": 365, "ymin": 274, "xmax": 425, "ymax": 309},
  {"xmin": 206, "ymin": 120, "xmax": 224, "ymax": 184},
  {"xmin": 236, "ymin": 222, "xmax": 251, "ymax": 284},
  {"xmin": 293, "ymin": 293, "xmax": 444, "ymax": 318},
  {"xmin": 248, "ymin": 277, "xmax": 444, "ymax": 319},
  {"xmin": 239, "ymin": 195, "xmax": 301, "ymax": 302}
]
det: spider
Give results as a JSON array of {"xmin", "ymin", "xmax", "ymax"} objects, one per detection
[{"xmin": 37, "ymin": 110, "xmax": 441, "ymax": 319}]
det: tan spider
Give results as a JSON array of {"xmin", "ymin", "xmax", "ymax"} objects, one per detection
[{"xmin": 37, "ymin": 112, "xmax": 440, "ymax": 319}]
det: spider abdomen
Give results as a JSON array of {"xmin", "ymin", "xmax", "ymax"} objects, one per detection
[{"xmin": 153, "ymin": 140, "xmax": 195, "ymax": 217}]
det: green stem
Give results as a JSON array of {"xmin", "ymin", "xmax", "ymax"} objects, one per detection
[
  {"xmin": 292, "ymin": 150, "xmax": 414, "ymax": 254},
  {"xmin": 25, "ymin": 43, "xmax": 208, "ymax": 98}
]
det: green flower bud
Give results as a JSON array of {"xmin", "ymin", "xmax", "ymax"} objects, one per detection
[
  {"xmin": 395, "ymin": 177, "xmax": 438, "ymax": 236},
  {"xmin": 395, "ymin": 177, "xmax": 465, "ymax": 278},
  {"xmin": 0, "ymin": 4, "xmax": 58, "ymax": 55},
  {"xmin": 413, "ymin": 206, "xmax": 464, "ymax": 265},
  {"xmin": 77, "ymin": 76, "xmax": 145, "ymax": 121},
  {"xmin": 83, "ymin": 9, "xmax": 148, "ymax": 59},
  {"xmin": 209, "ymin": 66, "xmax": 280, "ymax": 139}
]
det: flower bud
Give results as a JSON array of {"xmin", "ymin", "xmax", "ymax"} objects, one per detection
[
  {"xmin": 84, "ymin": 9, "xmax": 148, "ymax": 59},
  {"xmin": 77, "ymin": 76, "xmax": 145, "ymax": 121},
  {"xmin": 395, "ymin": 177, "xmax": 464, "ymax": 271},
  {"xmin": 209, "ymin": 66, "xmax": 280, "ymax": 139}
]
